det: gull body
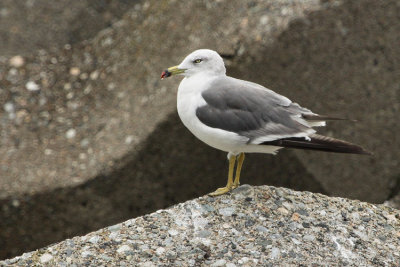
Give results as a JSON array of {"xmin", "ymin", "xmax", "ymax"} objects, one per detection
[
  {"xmin": 161, "ymin": 49, "xmax": 370, "ymax": 196},
  {"xmin": 177, "ymin": 73, "xmax": 281, "ymax": 155}
]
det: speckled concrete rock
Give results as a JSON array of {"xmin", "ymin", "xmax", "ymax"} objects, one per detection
[
  {"xmin": 0, "ymin": 0, "xmax": 138, "ymax": 56},
  {"xmin": 2, "ymin": 185, "xmax": 399, "ymax": 266},
  {"xmin": 1, "ymin": 0, "xmax": 399, "ymax": 260}
]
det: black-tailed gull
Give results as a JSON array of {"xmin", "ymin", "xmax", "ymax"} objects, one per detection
[{"xmin": 161, "ymin": 49, "xmax": 371, "ymax": 196}]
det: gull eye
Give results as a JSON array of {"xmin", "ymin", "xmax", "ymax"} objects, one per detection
[{"xmin": 193, "ymin": 59, "xmax": 202, "ymax": 64}]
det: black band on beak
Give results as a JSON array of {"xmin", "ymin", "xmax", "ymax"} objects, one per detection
[{"xmin": 161, "ymin": 70, "xmax": 172, "ymax": 79}]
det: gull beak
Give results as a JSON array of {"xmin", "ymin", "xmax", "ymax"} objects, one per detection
[{"xmin": 161, "ymin": 65, "xmax": 186, "ymax": 79}]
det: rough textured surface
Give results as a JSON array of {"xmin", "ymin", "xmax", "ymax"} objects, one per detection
[
  {"xmin": 1, "ymin": 0, "xmax": 399, "ymax": 260},
  {"xmin": 0, "ymin": 0, "xmax": 327, "ymax": 201},
  {"xmin": 2, "ymin": 185, "xmax": 399, "ymax": 266},
  {"xmin": 0, "ymin": 0, "xmax": 138, "ymax": 56},
  {"xmin": 0, "ymin": 0, "xmax": 326, "ymax": 259}
]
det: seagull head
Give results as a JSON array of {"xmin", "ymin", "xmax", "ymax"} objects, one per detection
[{"xmin": 161, "ymin": 49, "xmax": 226, "ymax": 79}]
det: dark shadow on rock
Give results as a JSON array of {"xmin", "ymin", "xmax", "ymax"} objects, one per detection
[{"xmin": 0, "ymin": 113, "xmax": 324, "ymax": 259}]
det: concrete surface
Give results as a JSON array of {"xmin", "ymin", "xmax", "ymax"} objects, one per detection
[
  {"xmin": 1, "ymin": 185, "xmax": 399, "ymax": 266},
  {"xmin": 0, "ymin": 0, "xmax": 399, "ymax": 260},
  {"xmin": 0, "ymin": 0, "xmax": 138, "ymax": 56}
]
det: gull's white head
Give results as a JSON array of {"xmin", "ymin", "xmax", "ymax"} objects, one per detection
[{"xmin": 161, "ymin": 49, "xmax": 226, "ymax": 79}]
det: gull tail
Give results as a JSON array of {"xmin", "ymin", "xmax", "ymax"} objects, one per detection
[{"xmin": 262, "ymin": 134, "xmax": 372, "ymax": 155}]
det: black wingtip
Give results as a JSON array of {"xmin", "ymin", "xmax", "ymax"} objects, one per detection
[
  {"xmin": 263, "ymin": 134, "xmax": 373, "ymax": 155},
  {"xmin": 351, "ymin": 148, "xmax": 373, "ymax": 156}
]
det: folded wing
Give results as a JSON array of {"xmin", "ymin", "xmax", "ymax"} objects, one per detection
[{"xmin": 196, "ymin": 76, "xmax": 317, "ymax": 143}]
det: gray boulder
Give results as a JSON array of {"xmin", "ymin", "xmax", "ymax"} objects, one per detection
[{"xmin": 1, "ymin": 185, "xmax": 399, "ymax": 266}]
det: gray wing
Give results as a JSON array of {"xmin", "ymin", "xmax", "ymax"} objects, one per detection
[{"xmin": 196, "ymin": 76, "xmax": 316, "ymax": 143}]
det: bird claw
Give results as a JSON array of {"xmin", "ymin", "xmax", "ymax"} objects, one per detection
[{"xmin": 209, "ymin": 186, "xmax": 232, "ymax": 196}]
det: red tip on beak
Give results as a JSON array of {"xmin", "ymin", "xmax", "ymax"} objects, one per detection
[{"xmin": 161, "ymin": 70, "xmax": 171, "ymax": 79}]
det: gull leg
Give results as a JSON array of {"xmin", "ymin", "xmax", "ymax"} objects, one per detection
[
  {"xmin": 209, "ymin": 154, "xmax": 236, "ymax": 196},
  {"xmin": 233, "ymin": 153, "xmax": 245, "ymax": 189}
]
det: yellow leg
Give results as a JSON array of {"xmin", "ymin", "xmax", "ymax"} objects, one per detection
[
  {"xmin": 233, "ymin": 153, "xmax": 245, "ymax": 189},
  {"xmin": 209, "ymin": 154, "xmax": 236, "ymax": 196}
]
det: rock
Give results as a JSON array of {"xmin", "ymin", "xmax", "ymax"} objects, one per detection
[
  {"xmin": 69, "ymin": 67, "xmax": 81, "ymax": 76},
  {"xmin": 39, "ymin": 253, "xmax": 53, "ymax": 264},
  {"xmin": 65, "ymin": 129, "xmax": 77, "ymax": 139},
  {"xmin": 139, "ymin": 262, "xmax": 156, "ymax": 267},
  {"xmin": 270, "ymin": 247, "xmax": 280, "ymax": 259},
  {"xmin": 155, "ymin": 247, "xmax": 165, "ymax": 256},
  {"xmin": 90, "ymin": 70, "xmax": 99, "ymax": 80},
  {"xmin": 168, "ymin": 229, "xmax": 178, "ymax": 236},
  {"xmin": 88, "ymin": 236, "xmax": 100, "ymax": 245},
  {"xmin": 25, "ymin": 81, "xmax": 40, "ymax": 91},
  {"xmin": 3, "ymin": 102, "xmax": 15, "ymax": 113},
  {"xmin": 0, "ymin": 0, "xmax": 137, "ymax": 56},
  {"xmin": 218, "ymin": 207, "xmax": 236, "ymax": 216},
  {"xmin": 291, "ymin": 213, "xmax": 300, "ymax": 221},
  {"xmin": 1, "ymin": 186, "xmax": 399, "ymax": 266},
  {"xmin": 211, "ymin": 259, "xmax": 227, "ymax": 266},
  {"xmin": 9, "ymin": 56, "xmax": 24, "ymax": 68},
  {"xmin": 277, "ymin": 207, "xmax": 289, "ymax": 215},
  {"xmin": 117, "ymin": 245, "xmax": 131, "ymax": 254},
  {"xmin": 256, "ymin": 225, "xmax": 268, "ymax": 233},
  {"xmin": 303, "ymin": 235, "xmax": 315, "ymax": 242},
  {"xmin": 0, "ymin": 0, "xmax": 399, "ymax": 261}
]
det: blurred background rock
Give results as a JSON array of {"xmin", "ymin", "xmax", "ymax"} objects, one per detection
[
  {"xmin": 0, "ymin": 0, "xmax": 133, "ymax": 56},
  {"xmin": 0, "ymin": 0, "xmax": 399, "ymax": 260}
]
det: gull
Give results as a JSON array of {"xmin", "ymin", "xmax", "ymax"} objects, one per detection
[{"xmin": 161, "ymin": 49, "xmax": 371, "ymax": 196}]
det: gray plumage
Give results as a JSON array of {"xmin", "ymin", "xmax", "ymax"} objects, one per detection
[{"xmin": 196, "ymin": 76, "xmax": 316, "ymax": 143}]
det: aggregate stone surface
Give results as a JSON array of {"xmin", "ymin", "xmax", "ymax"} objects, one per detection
[
  {"xmin": 0, "ymin": 0, "xmax": 138, "ymax": 56},
  {"xmin": 1, "ymin": 0, "xmax": 400, "ymax": 260},
  {"xmin": 2, "ymin": 185, "xmax": 399, "ymax": 266}
]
